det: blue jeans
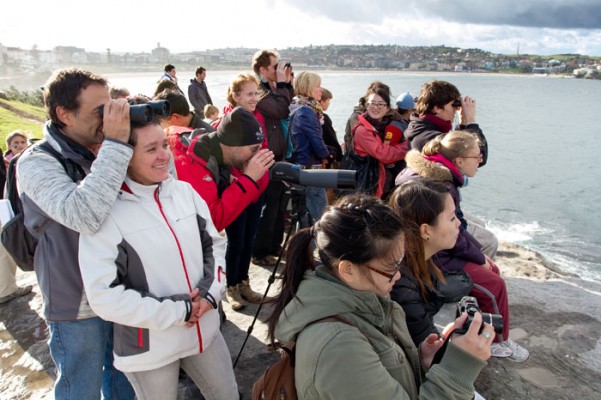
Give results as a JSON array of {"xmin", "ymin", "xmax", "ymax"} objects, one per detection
[
  {"xmin": 305, "ymin": 186, "xmax": 327, "ymax": 223},
  {"xmin": 48, "ymin": 317, "xmax": 134, "ymax": 400}
]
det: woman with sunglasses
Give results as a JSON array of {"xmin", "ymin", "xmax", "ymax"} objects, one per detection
[
  {"xmin": 349, "ymin": 84, "xmax": 408, "ymax": 199},
  {"xmin": 394, "ymin": 131, "xmax": 529, "ymax": 362},
  {"xmin": 267, "ymin": 193, "xmax": 492, "ymax": 400}
]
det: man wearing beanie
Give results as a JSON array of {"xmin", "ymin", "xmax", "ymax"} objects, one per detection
[
  {"xmin": 173, "ymin": 107, "xmax": 275, "ymax": 232},
  {"xmin": 173, "ymin": 107, "xmax": 275, "ymax": 312}
]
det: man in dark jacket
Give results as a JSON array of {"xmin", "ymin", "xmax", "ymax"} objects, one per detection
[
  {"xmin": 405, "ymin": 80, "xmax": 488, "ymax": 167},
  {"xmin": 188, "ymin": 66, "xmax": 213, "ymax": 118},
  {"xmin": 250, "ymin": 50, "xmax": 294, "ymax": 266}
]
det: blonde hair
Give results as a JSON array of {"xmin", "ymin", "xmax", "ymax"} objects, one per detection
[
  {"xmin": 226, "ymin": 73, "xmax": 259, "ymax": 107},
  {"xmin": 203, "ymin": 104, "xmax": 219, "ymax": 118},
  {"xmin": 6, "ymin": 130, "xmax": 29, "ymax": 150},
  {"xmin": 422, "ymin": 131, "xmax": 480, "ymax": 161},
  {"xmin": 294, "ymin": 71, "xmax": 321, "ymax": 98}
]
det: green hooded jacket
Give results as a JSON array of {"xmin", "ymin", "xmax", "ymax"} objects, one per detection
[{"xmin": 275, "ymin": 267, "xmax": 486, "ymax": 400}]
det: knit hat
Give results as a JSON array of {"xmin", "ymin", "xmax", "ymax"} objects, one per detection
[
  {"xmin": 395, "ymin": 92, "xmax": 415, "ymax": 110},
  {"xmin": 216, "ymin": 107, "xmax": 264, "ymax": 147}
]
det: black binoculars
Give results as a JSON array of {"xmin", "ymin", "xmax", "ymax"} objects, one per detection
[{"xmin": 98, "ymin": 100, "xmax": 171, "ymax": 123}]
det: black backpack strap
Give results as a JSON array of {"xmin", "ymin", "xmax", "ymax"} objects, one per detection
[{"xmin": 36, "ymin": 141, "xmax": 86, "ymax": 182}]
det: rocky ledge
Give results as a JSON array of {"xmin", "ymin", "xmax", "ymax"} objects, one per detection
[{"xmin": 1, "ymin": 241, "xmax": 600, "ymax": 399}]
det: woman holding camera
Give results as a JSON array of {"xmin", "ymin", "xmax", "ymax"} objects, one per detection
[
  {"xmin": 388, "ymin": 179, "xmax": 459, "ymax": 347},
  {"xmin": 78, "ymin": 120, "xmax": 239, "ymax": 399},
  {"xmin": 394, "ymin": 131, "xmax": 528, "ymax": 361},
  {"xmin": 268, "ymin": 193, "xmax": 493, "ymax": 400}
]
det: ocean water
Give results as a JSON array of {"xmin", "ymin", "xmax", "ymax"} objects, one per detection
[{"xmin": 106, "ymin": 70, "xmax": 601, "ymax": 282}]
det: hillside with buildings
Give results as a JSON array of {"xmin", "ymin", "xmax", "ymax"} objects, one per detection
[{"xmin": 1, "ymin": 42, "xmax": 600, "ymax": 80}]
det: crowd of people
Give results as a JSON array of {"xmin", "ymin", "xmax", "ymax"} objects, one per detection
[{"xmin": 0, "ymin": 50, "xmax": 529, "ymax": 399}]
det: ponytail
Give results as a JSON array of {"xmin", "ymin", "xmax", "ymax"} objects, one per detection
[
  {"xmin": 267, "ymin": 228, "xmax": 315, "ymax": 346},
  {"xmin": 422, "ymin": 134, "xmax": 445, "ymax": 157}
]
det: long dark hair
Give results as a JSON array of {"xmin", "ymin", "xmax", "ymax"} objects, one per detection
[
  {"xmin": 267, "ymin": 193, "xmax": 405, "ymax": 345},
  {"xmin": 388, "ymin": 179, "xmax": 448, "ymax": 299}
]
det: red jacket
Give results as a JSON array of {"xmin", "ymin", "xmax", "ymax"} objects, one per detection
[
  {"xmin": 352, "ymin": 114, "xmax": 408, "ymax": 198},
  {"xmin": 167, "ymin": 126, "xmax": 269, "ymax": 231}
]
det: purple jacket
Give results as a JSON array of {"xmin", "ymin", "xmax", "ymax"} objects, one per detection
[{"xmin": 395, "ymin": 150, "xmax": 485, "ymax": 272}]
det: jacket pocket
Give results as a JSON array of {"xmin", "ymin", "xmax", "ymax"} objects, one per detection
[{"xmin": 113, "ymin": 324, "xmax": 149, "ymax": 357}]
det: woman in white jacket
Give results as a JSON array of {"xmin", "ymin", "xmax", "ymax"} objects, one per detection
[{"xmin": 78, "ymin": 120, "xmax": 238, "ymax": 400}]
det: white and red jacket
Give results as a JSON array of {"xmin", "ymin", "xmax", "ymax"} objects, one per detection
[{"xmin": 78, "ymin": 176, "xmax": 226, "ymax": 372}]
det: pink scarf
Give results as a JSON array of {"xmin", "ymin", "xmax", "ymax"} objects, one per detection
[{"xmin": 423, "ymin": 153, "xmax": 464, "ymax": 185}]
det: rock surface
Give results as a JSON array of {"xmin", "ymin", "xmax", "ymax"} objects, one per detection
[{"xmin": 1, "ymin": 241, "xmax": 600, "ymax": 399}]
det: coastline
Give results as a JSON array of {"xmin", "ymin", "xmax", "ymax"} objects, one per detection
[{"xmin": 1, "ymin": 241, "xmax": 600, "ymax": 399}]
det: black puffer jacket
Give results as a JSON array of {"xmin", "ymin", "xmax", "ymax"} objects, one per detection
[{"xmin": 391, "ymin": 260, "xmax": 445, "ymax": 346}]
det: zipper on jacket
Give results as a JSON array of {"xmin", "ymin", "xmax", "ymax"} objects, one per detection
[{"xmin": 154, "ymin": 187, "xmax": 204, "ymax": 353}]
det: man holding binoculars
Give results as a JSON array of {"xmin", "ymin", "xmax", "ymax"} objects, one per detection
[
  {"xmin": 404, "ymin": 79, "xmax": 488, "ymax": 167},
  {"xmin": 16, "ymin": 68, "xmax": 135, "ymax": 399}
]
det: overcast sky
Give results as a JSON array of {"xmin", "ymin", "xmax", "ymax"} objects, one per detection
[{"xmin": 2, "ymin": 0, "xmax": 600, "ymax": 56}]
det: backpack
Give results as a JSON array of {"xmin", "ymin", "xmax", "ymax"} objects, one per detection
[
  {"xmin": 252, "ymin": 316, "xmax": 353, "ymax": 400},
  {"xmin": 1, "ymin": 141, "xmax": 84, "ymax": 271}
]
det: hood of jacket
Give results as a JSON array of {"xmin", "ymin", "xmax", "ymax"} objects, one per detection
[
  {"xmin": 404, "ymin": 150, "xmax": 456, "ymax": 183},
  {"xmin": 404, "ymin": 114, "xmax": 439, "ymax": 143},
  {"xmin": 119, "ymin": 175, "xmax": 176, "ymax": 203},
  {"xmin": 275, "ymin": 268, "xmax": 393, "ymax": 344}
]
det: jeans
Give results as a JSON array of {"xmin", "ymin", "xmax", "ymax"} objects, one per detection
[
  {"xmin": 463, "ymin": 262, "xmax": 510, "ymax": 342},
  {"xmin": 305, "ymin": 186, "xmax": 327, "ymax": 223},
  {"xmin": 225, "ymin": 199, "xmax": 263, "ymax": 287},
  {"xmin": 253, "ymin": 181, "xmax": 286, "ymax": 258},
  {"xmin": 48, "ymin": 317, "xmax": 134, "ymax": 400},
  {"xmin": 464, "ymin": 213, "xmax": 499, "ymax": 259},
  {"xmin": 0, "ymin": 230, "xmax": 19, "ymax": 297},
  {"xmin": 124, "ymin": 333, "xmax": 238, "ymax": 400}
]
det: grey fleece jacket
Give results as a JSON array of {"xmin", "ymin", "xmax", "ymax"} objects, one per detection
[{"xmin": 17, "ymin": 122, "xmax": 133, "ymax": 321}]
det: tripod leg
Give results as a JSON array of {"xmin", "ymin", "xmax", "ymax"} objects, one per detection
[{"xmin": 232, "ymin": 212, "xmax": 298, "ymax": 369}]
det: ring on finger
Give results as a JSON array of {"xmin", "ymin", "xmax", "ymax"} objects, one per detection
[{"xmin": 483, "ymin": 331, "xmax": 492, "ymax": 339}]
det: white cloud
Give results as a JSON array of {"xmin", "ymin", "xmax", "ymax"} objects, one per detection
[{"xmin": 1, "ymin": 0, "xmax": 600, "ymax": 56}]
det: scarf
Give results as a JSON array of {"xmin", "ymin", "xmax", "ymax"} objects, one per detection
[
  {"xmin": 423, "ymin": 153, "xmax": 464, "ymax": 186},
  {"xmin": 422, "ymin": 113, "xmax": 453, "ymax": 133},
  {"xmin": 291, "ymin": 95, "xmax": 324, "ymax": 123}
]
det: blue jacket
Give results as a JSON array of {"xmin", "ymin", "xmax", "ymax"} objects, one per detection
[{"xmin": 289, "ymin": 105, "xmax": 329, "ymax": 166}]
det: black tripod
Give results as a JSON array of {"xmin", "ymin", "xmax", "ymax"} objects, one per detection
[{"xmin": 233, "ymin": 183, "xmax": 313, "ymax": 368}]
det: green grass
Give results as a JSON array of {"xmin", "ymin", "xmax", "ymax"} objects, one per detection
[
  {"xmin": 1, "ymin": 99, "xmax": 46, "ymax": 120},
  {"xmin": 0, "ymin": 101, "xmax": 44, "ymax": 151}
]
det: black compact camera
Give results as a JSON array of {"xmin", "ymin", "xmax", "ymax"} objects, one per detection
[
  {"xmin": 455, "ymin": 296, "xmax": 503, "ymax": 335},
  {"xmin": 98, "ymin": 100, "xmax": 171, "ymax": 123},
  {"xmin": 452, "ymin": 99, "xmax": 462, "ymax": 107}
]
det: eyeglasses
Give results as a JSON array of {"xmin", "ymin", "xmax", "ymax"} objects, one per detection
[
  {"xmin": 363, "ymin": 259, "xmax": 402, "ymax": 282},
  {"xmin": 366, "ymin": 102, "xmax": 388, "ymax": 109},
  {"xmin": 462, "ymin": 154, "xmax": 483, "ymax": 160}
]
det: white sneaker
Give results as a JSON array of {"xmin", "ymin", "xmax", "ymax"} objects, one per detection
[
  {"xmin": 491, "ymin": 343, "xmax": 512, "ymax": 358},
  {"xmin": 505, "ymin": 339, "xmax": 529, "ymax": 362}
]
